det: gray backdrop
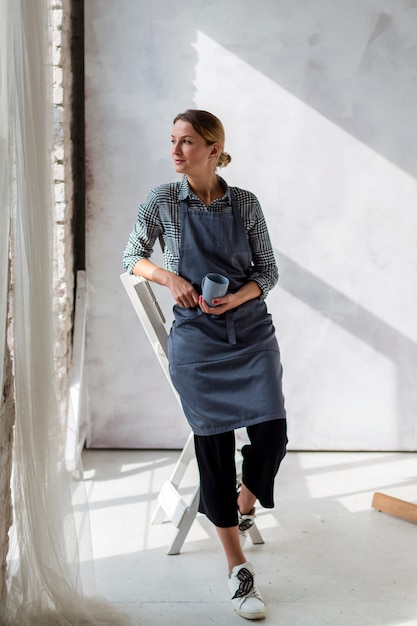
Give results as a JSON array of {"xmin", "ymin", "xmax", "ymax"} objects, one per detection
[{"xmin": 85, "ymin": 0, "xmax": 417, "ymax": 450}]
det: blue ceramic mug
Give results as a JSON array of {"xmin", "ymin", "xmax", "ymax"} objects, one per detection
[{"xmin": 201, "ymin": 273, "xmax": 229, "ymax": 306}]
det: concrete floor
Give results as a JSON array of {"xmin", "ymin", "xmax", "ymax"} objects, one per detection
[{"xmin": 76, "ymin": 449, "xmax": 417, "ymax": 626}]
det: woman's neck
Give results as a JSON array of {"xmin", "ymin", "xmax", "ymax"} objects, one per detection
[{"xmin": 187, "ymin": 173, "xmax": 224, "ymax": 206}]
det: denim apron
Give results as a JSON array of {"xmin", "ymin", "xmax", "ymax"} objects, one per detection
[{"xmin": 167, "ymin": 188, "xmax": 286, "ymax": 436}]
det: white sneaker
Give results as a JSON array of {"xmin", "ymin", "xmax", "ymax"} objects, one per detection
[{"xmin": 228, "ymin": 562, "xmax": 266, "ymax": 620}]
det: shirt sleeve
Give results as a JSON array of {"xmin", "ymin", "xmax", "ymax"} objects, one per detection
[
  {"xmin": 245, "ymin": 193, "xmax": 279, "ymax": 298},
  {"xmin": 122, "ymin": 188, "xmax": 163, "ymax": 274}
]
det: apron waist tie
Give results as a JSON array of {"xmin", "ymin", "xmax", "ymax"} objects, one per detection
[{"xmin": 226, "ymin": 311, "xmax": 236, "ymax": 345}]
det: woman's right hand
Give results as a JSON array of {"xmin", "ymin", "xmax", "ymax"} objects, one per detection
[
  {"xmin": 166, "ymin": 273, "xmax": 199, "ymax": 308},
  {"xmin": 133, "ymin": 258, "xmax": 199, "ymax": 308}
]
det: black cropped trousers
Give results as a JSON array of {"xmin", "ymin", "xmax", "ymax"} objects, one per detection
[{"xmin": 194, "ymin": 418, "xmax": 288, "ymax": 528}]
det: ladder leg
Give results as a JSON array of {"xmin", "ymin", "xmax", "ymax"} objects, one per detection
[
  {"xmin": 169, "ymin": 432, "xmax": 195, "ymax": 489},
  {"xmin": 248, "ymin": 523, "xmax": 265, "ymax": 545},
  {"xmin": 167, "ymin": 487, "xmax": 200, "ymax": 555}
]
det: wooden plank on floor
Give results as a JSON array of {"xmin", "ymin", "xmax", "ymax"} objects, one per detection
[{"xmin": 372, "ymin": 492, "xmax": 417, "ymax": 525}]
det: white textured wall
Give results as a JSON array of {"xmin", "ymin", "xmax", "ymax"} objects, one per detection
[{"xmin": 85, "ymin": 0, "xmax": 417, "ymax": 450}]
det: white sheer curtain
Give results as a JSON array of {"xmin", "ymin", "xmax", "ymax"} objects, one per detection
[
  {"xmin": 0, "ymin": 0, "xmax": 10, "ymax": 396},
  {"xmin": 1, "ymin": 1, "xmax": 130, "ymax": 623}
]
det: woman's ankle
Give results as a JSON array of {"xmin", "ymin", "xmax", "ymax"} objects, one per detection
[{"xmin": 237, "ymin": 483, "xmax": 256, "ymax": 515}]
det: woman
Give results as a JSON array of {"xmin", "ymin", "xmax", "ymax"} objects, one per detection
[{"xmin": 123, "ymin": 110, "xmax": 287, "ymax": 621}]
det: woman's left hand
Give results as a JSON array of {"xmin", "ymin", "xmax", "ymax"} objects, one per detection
[{"xmin": 198, "ymin": 293, "xmax": 237, "ymax": 314}]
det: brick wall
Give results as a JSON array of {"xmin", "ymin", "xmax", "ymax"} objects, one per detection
[{"xmin": 52, "ymin": 0, "xmax": 75, "ymax": 416}]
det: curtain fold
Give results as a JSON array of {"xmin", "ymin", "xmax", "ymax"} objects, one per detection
[{"xmin": 1, "ymin": 1, "xmax": 130, "ymax": 623}]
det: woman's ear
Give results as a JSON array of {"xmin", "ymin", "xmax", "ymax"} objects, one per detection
[{"xmin": 210, "ymin": 143, "xmax": 221, "ymax": 159}]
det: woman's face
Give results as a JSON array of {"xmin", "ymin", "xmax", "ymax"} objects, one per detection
[{"xmin": 171, "ymin": 120, "xmax": 219, "ymax": 177}]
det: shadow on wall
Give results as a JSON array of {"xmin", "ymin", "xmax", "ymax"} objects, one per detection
[
  {"xmin": 200, "ymin": 0, "xmax": 417, "ymax": 179},
  {"xmin": 277, "ymin": 251, "xmax": 417, "ymax": 446}
]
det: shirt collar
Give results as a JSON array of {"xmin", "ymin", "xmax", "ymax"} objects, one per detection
[{"xmin": 178, "ymin": 175, "xmax": 231, "ymax": 203}]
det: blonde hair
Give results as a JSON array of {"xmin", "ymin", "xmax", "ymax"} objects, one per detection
[{"xmin": 173, "ymin": 109, "xmax": 232, "ymax": 168}]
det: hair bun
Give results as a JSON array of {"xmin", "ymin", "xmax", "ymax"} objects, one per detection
[{"xmin": 218, "ymin": 151, "xmax": 232, "ymax": 168}]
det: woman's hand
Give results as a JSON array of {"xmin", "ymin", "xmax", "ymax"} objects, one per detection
[
  {"xmin": 133, "ymin": 259, "xmax": 199, "ymax": 308},
  {"xmin": 198, "ymin": 293, "xmax": 238, "ymax": 314},
  {"xmin": 198, "ymin": 280, "xmax": 262, "ymax": 314},
  {"xmin": 166, "ymin": 274, "xmax": 199, "ymax": 308}
]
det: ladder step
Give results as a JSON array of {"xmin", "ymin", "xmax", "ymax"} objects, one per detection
[{"xmin": 157, "ymin": 480, "xmax": 189, "ymax": 528}]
